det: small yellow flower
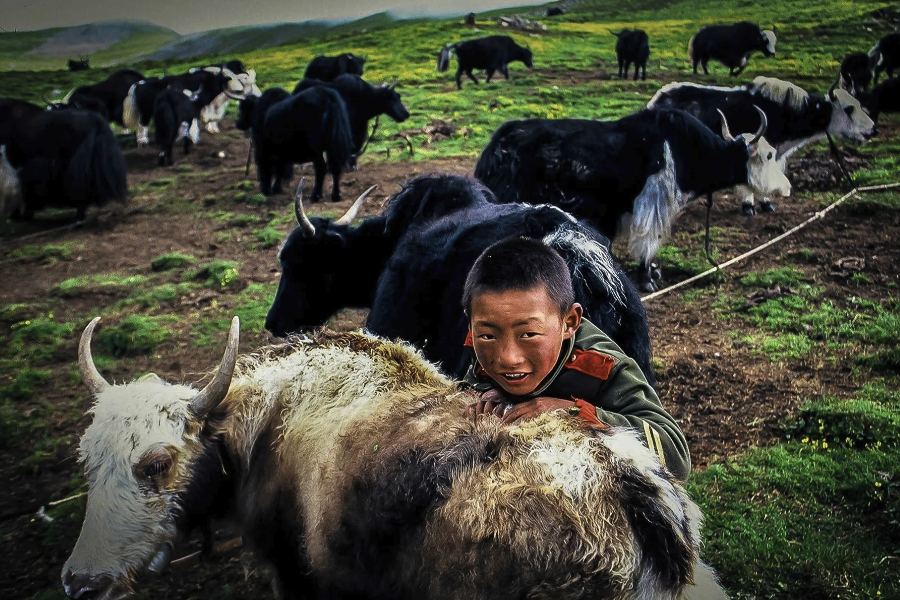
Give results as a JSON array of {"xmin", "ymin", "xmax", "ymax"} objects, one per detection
[
  {"xmin": 877, "ymin": 441, "xmax": 883, "ymax": 447},
  {"xmin": 822, "ymin": 442, "xmax": 828, "ymax": 449},
  {"xmin": 875, "ymin": 482, "xmax": 882, "ymax": 487},
  {"xmin": 802, "ymin": 437, "xmax": 809, "ymax": 443}
]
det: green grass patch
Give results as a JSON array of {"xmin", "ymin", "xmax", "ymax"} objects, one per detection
[
  {"xmin": 5, "ymin": 316, "xmax": 75, "ymax": 363},
  {"xmin": 11, "ymin": 242, "xmax": 83, "ymax": 264},
  {"xmin": 691, "ymin": 381, "xmax": 900, "ymax": 599},
  {"xmin": 759, "ymin": 333, "xmax": 814, "ymax": 361},
  {"xmin": 229, "ymin": 214, "xmax": 263, "ymax": 227},
  {"xmin": 121, "ymin": 282, "xmax": 202, "ymax": 310},
  {"xmin": 1, "ymin": 367, "xmax": 52, "ymax": 402},
  {"xmin": 739, "ymin": 267, "xmax": 806, "ymax": 289},
  {"xmin": 192, "ymin": 282, "xmax": 276, "ymax": 346},
  {"xmin": 151, "ymin": 252, "xmax": 197, "ymax": 272},
  {"xmin": 233, "ymin": 180, "xmax": 255, "ymax": 191},
  {"xmin": 147, "ymin": 178, "xmax": 176, "ymax": 188},
  {"xmin": 253, "ymin": 226, "xmax": 283, "ymax": 249},
  {"xmin": 187, "ymin": 260, "xmax": 240, "ymax": 288},
  {"xmin": 51, "ymin": 274, "xmax": 151, "ymax": 297},
  {"xmin": 93, "ymin": 315, "xmax": 175, "ymax": 358}
]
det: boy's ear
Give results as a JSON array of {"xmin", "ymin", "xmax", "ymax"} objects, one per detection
[{"xmin": 563, "ymin": 303, "xmax": 583, "ymax": 339}]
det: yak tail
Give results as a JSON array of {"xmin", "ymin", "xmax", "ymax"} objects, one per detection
[
  {"xmin": 687, "ymin": 34, "xmax": 695, "ymax": 60},
  {"xmin": 609, "ymin": 29, "xmax": 622, "ymax": 37},
  {"xmin": 322, "ymin": 88, "xmax": 355, "ymax": 169},
  {"xmin": 679, "ymin": 560, "xmax": 730, "ymax": 600},
  {"xmin": 437, "ymin": 43, "xmax": 456, "ymax": 72},
  {"xmin": 66, "ymin": 121, "xmax": 128, "ymax": 210},
  {"xmin": 122, "ymin": 83, "xmax": 141, "ymax": 129}
]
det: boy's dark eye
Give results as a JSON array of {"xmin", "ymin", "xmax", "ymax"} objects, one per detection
[
  {"xmin": 521, "ymin": 332, "xmax": 540, "ymax": 338},
  {"xmin": 477, "ymin": 334, "xmax": 496, "ymax": 341}
]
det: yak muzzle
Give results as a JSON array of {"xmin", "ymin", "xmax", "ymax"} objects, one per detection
[{"xmin": 62, "ymin": 571, "xmax": 126, "ymax": 600}]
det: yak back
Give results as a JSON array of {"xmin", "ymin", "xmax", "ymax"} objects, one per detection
[
  {"xmin": 614, "ymin": 29, "xmax": 650, "ymax": 60},
  {"xmin": 0, "ymin": 98, "xmax": 44, "ymax": 146},
  {"xmin": 368, "ymin": 203, "xmax": 653, "ymax": 382},
  {"xmin": 454, "ymin": 35, "xmax": 531, "ymax": 70}
]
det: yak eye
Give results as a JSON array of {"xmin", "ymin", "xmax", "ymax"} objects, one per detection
[
  {"xmin": 767, "ymin": 152, "xmax": 773, "ymax": 160},
  {"xmin": 142, "ymin": 457, "xmax": 172, "ymax": 479},
  {"xmin": 845, "ymin": 106, "xmax": 855, "ymax": 117}
]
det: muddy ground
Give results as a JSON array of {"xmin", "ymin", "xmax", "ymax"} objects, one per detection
[{"xmin": 1, "ymin": 118, "xmax": 897, "ymax": 599}]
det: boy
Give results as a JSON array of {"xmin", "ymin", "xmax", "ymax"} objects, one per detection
[{"xmin": 461, "ymin": 238, "xmax": 691, "ymax": 481}]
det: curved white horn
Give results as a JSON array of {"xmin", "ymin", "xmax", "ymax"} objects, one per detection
[
  {"xmin": 189, "ymin": 316, "xmax": 240, "ymax": 417},
  {"xmin": 335, "ymin": 185, "xmax": 377, "ymax": 225},
  {"xmin": 224, "ymin": 90, "xmax": 246, "ymax": 101},
  {"xmin": 293, "ymin": 178, "xmax": 316, "ymax": 238},
  {"xmin": 79, "ymin": 317, "xmax": 111, "ymax": 395},
  {"xmin": 749, "ymin": 105, "xmax": 768, "ymax": 144},
  {"xmin": 716, "ymin": 109, "xmax": 733, "ymax": 141}
]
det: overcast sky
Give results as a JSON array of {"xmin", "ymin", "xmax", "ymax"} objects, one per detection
[{"xmin": 4, "ymin": 0, "xmax": 548, "ymax": 34}]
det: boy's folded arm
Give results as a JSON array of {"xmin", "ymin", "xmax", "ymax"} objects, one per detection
[{"xmin": 590, "ymin": 359, "xmax": 692, "ymax": 482}]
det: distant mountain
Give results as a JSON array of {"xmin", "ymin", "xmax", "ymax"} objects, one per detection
[{"xmin": 28, "ymin": 20, "xmax": 179, "ymax": 57}]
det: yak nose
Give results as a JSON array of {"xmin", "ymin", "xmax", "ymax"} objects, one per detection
[{"xmin": 62, "ymin": 570, "xmax": 113, "ymax": 599}]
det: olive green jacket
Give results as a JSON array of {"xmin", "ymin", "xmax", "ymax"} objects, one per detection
[{"xmin": 463, "ymin": 318, "xmax": 691, "ymax": 481}]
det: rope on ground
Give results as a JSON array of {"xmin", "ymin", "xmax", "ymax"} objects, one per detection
[
  {"xmin": 641, "ymin": 181, "xmax": 900, "ymax": 303},
  {"xmin": 0, "ymin": 491, "xmax": 87, "ymax": 523}
]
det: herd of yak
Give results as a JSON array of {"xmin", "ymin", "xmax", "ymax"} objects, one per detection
[{"xmin": 2, "ymin": 17, "xmax": 899, "ymax": 600}]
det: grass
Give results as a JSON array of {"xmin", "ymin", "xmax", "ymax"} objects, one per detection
[
  {"xmin": 186, "ymin": 260, "xmax": 241, "ymax": 288},
  {"xmin": 11, "ymin": 242, "xmax": 84, "ymax": 264},
  {"xmin": 151, "ymin": 252, "xmax": 197, "ymax": 272},
  {"xmin": 690, "ymin": 382, "xmax": 900, "ymax": 600},
  {"xmin": 51, "ymin": 274, "xmax": 151, "ymax": 298},
  {"xmin": 93, "ymin": 315, "xmax": 175, "ymax": 357},
  {"xmin": 192, "ymin": 282, "xmax": 276, "ymax": 346}
]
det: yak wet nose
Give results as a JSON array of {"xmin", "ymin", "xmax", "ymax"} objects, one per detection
[{"xmin": 62, "ymin": 571, "xmax": 113, "ymax": 600}]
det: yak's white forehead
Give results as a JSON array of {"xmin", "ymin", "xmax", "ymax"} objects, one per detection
[
  {"xmin": 80, "ymin": 379, "xmax": 198, "ymax": 470},
  {"xmin": 832, "ymin": 88, "xmax": 861, "ymax": 109}
]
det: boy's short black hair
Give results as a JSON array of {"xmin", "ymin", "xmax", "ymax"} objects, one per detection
[{"xmin": 463, "ymin": 238, "xmax": 574, "ymax": 316}]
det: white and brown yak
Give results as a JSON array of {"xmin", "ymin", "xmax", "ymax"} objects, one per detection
[{"xmin": 63, "ymin": 316, "xmax": 728, "ymax": 600}]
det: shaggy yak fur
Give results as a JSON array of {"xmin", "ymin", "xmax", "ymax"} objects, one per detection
[{"xmin": 64, "ymin": 318, "xmax": 727, "ymax": 600}]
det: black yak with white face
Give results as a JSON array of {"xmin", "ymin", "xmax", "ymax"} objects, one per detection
[
  {"xmin": 63, "ymin": 315, "xmax": 729, "ymax": 600},
  {"xmin": 859, "ymin": 77, "xmax": 900, "ymax": 124}
]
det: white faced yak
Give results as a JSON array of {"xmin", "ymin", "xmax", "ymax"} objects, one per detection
[{"xmin": 63, "ymin": 316, "xmax": 728, "ymax": 600}]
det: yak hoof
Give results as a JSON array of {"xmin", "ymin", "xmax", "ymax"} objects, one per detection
[
  {"xmin": 650, "ymin": 263, "xmax": 662, "ymax": 282},
  {"xmin": 310, "ymin": 194, "xmax": 323, "ymax": 204},
  {"xmin": 759, "ymin": 200, "xmax": 776, "ymax": 213},
  {"xmin": 330, "ymin": 195, "xmax": 342, "ymax": 203},
  {"xmin": 741, "ymin": 200, "xmax": 756, "ymax": 216},
  {"xmin": 640, "ymin": 280, "xmax": 658, "ymax": 293}
]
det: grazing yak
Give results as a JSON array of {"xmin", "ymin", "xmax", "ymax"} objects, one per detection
[
  {"xmin": 437, "ymin": 35, "xmax": 534, "ymax": 89},
  {"xmin": 122, "ymin": 67, "xmax": 250, "ymax": 146},
  {"xmin": 292, "ymin": 75, "xmax": 411, "ymax": 167},
  {"xmin": 193, "ymin": 62, "xmax": 261, "ymax": 133},
  {"xmin": 57, "ymin": 69, "xmax": 145, "ymax": 125},
  {"xmin": 647, "ymin": 77, "xmax": 875, "ymax": 214},
  {"xmin": 304, "ymin": 53, "xmax": 366, "ymax": 81},
  {"xmin": 233, "ymin": 87, "xmax": 355, "ymax": 200},
  {"xmin": 265, "ymin": 175, "xmax": 655, "ymax": 384},
  {"xmin": 3, "ymin": 109, "xmax": 127, "ymax": 221},
  {"xmin": 153, "ymin": 87, "xmax": 205, "ymax": 166},
  {"xmin": 688, "ymin": 22, "xmax": 775, "ymax": 76},
  {"xmin": 840, "ymin": 52, "xmax": 876, "ymax": 95},
  {"xmin": 67, "ymin": 56, "xmax": 90, "ymax": 72},
  {"xmin": 611, "ymin": 29, "xmax": 650, "ymax": 81},
  {"xmin": 63, "ymin": 315, "xmax": 729, "ymax": 600},
  {"xmin": 858, "ymin": 76, "xmax": 900, "ymax": 124},
  {"xmin": 474, "ymin": 108, "xmax": 790, "ymax": 292},
  {"xmin": 870, "ymin": 32, "xmax": 900, "ymax": 85},
  {"xmin": 0, "ymin": 145, "xmax": 23, "ymax": 221}
]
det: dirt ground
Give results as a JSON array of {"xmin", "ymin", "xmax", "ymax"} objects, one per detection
[{"xmin": 1, "ymin": 117, "xmax": 897, "ymax": 599}]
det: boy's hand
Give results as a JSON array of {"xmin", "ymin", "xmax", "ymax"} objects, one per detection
[
  {"xmin": 464, "ymin": 389, "xmax": 509, "ymax": 421},
  {"xmin": 501, "ymin": 397, "xmax": 575, "ymax": 424}
]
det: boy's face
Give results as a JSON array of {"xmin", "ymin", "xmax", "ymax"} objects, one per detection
[{"xmin": 469, "ymin": 286, "xmax": 582, "ymax": 396}]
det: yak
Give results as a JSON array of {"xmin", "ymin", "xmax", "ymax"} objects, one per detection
[
  {"xmin": 63, "ymin": 315, "xmax": 729, "ymax": 600},
  {"xmin": 3, "ymin": 109, "xmax": 127, "ymax": 221},
  {"xmin": 153, "ymin": 86, "xmax": 205, "ymax": 166},
  {"xmin": 859, "ymin": 76, "xmax": 900, "ymax": 124},
  {"xmin": 265, "ymin": 175, "xmax": 656, "ymax": 384},
  {"xmin": 688, "ymin": 22, "xmax": 775, "ymax": 76},
  {"xmin": 57, "ymin": 69, "xmax": 145, "ymax": 125},
  {"xmin": 304, "ymin": 53, "xmax": 366, "ymax": 81},
  {"xmin": 437, "ymin": 35, "xmax": 534, "ymax": 89},
  {"xmin": 611, "ymin": 29, "xmax": 650, "ymax": 81},
  {"xmin": 871, "ymin": 32, "xmax": 900, "ymax": 85},
  {"xmin": 474, "ymin": 108, "xmax": 790, "ymax": 291}
]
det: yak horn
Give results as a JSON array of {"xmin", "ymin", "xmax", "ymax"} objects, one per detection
[
  {"xmin": 79, "ymin": 317, "xmax": 111, "ymax": 395},
  {"xmin": 41, "ymin": 92, "xmax": 55, "ymax": 106},
  {"xmin": 716, "ymin": 109, "xmax": 733, "ymax": 141},
  {"xmin": 293, "ymin": 178, "xmax": 316, "ymax": 238},
  {"xmin": 827, "ymin": 77, "xmax": 838, "ymax": 100},
  {"xmin": 388, "ymin": 81, "xmax": 398, "ymax": 90},
  {"xmin": 189, "ymin": 316, "xmax": 240, "ymax": 417},
  {"xmin": 224, "ymin": 90, "xmax": 246, "ymax": 101},
  {"xmin": 335, "ymin": 185, "xmax": 377, "ymax": 225},
  {"xmin": 749, "ymin": 105, "xmax": 768, "ymax": 144}
]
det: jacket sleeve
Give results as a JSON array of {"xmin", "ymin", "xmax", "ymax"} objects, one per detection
[{"xmin": 591, "ymin": 356, "xmax": 691, "ymax": 481}]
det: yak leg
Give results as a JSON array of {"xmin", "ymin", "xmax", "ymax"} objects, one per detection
[
  {"xmin": 455, "ymin": 66, "xmax": 464, "ymax": 89},
  {"xmin": 465, "ymin": 69, "xmax": 479, "ymax": 85},
  {"xmin": 327, "ymin": 155, "xmax": 343, "ymax": 202},
  {"xmin": 271, "ymin": 160, "xmax": 285, "ymax": 195},
  {"xmin": 136, "ymin": 125, "xmax": 150, "ymax": 147},
  {"xmin": 692, "ymin": 59, "xmax": 699, "ymax": 74},
  {"xmin": 75, "ymin": 206, "xmax": 87, "ymax": 221},
  {"xmin": 258, "ymin": 157, "xmax": 273, "ymax": 196},
  {"xmin": 311, "ymin": 156, "xmax": 327, "ymax": 202},
  {"xmin": 633, "ymin": 62, "xmax": 641, "ymax": 81},
  {"xmin": 501, "ymin": 64, "xmax": 510, "ymax": 79},
  {"xmin": 618, "ymin": 58, "xmax": 624, "ymax": 78},
  {"xmin": 638, "ymin": 259, "xmax": 662, "ymax": 293},
  {"xmin": 735, "ymin": 185, "xmax": 756, "ymax": 215},
  {"xmin": 702, "ymin": 60, "xmax": 709, "ymax": 75},
  {"xmin": 485, "ymin": 68, "xmax": 495, "ymax": 82},
  {"xmin": 183, "ymin": 137, "xmax": 192, "ymax": 155}
]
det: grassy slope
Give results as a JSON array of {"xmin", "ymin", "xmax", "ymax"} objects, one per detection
[{"xmin": 1, "ymin": 1, "xmax": 899, "ymax": 598}]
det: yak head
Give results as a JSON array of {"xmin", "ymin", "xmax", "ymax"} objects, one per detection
[
  {"xmin": 378, "ymin": 81, "xmax": 411, "ymax": 122},
  {"xmin": 232, "ymin": 93, "xmax": 259, "ymax": 132},
  {"xmin": 825, "ymin": 84, "xmax": 876, "ymax": 142},
  {"xmin": 61, "ymin": 317, "xmax": 240, "ymax": 600},
  {"xmin": 520, "ymin": 45, "xmax": 535, "ymax": 69},
  {"xmin": 265, "ymin": 180, "xmax": 381, "ymax": 337},
  {"xmin": 719, "ymin": 107, "xmax": 791, "ymax": 198}
]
